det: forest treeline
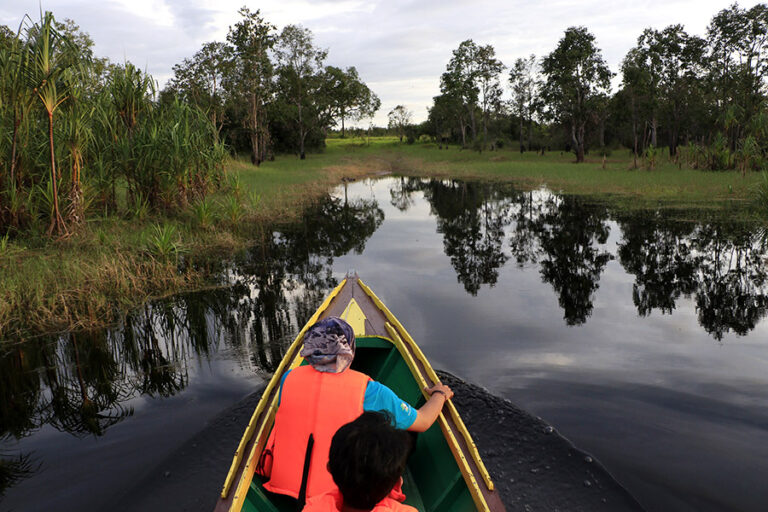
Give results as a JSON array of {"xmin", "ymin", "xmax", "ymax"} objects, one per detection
[
  {"xmin": 422, "ymin": 2, "xmax": 768, "ymax": 170},
  {"xmin": 0, "ymin": 8, "xmax": 379, "ymax": 237}
]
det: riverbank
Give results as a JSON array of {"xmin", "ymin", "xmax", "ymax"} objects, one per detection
[
  {"xmin": 333, "ymin": 137, "xmax": 766, "ymax": 211},
  {"xmin": 2, "ymin": 137, "xmax": 765, "ymax": 340},
  {"xmin": 0, "ymin": 150, "xmax": 379, "ymax": 341}
]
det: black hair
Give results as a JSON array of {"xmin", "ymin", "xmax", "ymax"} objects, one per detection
[{"xmin": 328, "ymin": 411, "xmax": 412, "ymax": 510}]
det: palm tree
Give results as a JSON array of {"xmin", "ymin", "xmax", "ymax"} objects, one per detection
[
  {"xmin": 25, "ymin": 12, "xmax": 76, "ymax": 236},
  {"xmin": 62, "ymin": 65, "xmax": 94, "ymax": 225}
]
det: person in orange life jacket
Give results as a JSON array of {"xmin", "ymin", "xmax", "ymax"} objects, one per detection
[
  {"xmin": 259, "ymin": 316, "xmax": 453, "ymax": 503},
  {"xmin": 302, "ymin": 411, "xmax": 417, "ymax": 512}
]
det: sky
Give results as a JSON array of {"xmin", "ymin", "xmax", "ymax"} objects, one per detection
[{"xmin": 1, "ymin": 0, "xmax": 756, "ymax": 127}]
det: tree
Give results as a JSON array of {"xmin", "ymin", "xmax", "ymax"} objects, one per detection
[
  {"xmin": 26, "ymin": 12, "xmax": 77, "ymax": 236},
  {"xmin": 387, "ymin": 105, "xmax": 412, "ymax": 142},
  {"xmin": 628, "ymin": 25, "xmax": 706, "ymax": 157},
  {"xmin": 620, "ymin": 47, "xmax": 653, "ymax": 165},
  {"xmin": 441, "ymin": 40, "xmax": 481, "ymax": 146},
  {"xmin": 274, "ymin": 24, "xmax": 327, "ymax": 160},
  {"xmin": 0, "ymin": 24, "xmax": 33, "ymax": 189},
  {"xmin": 541, "ymin": 27, "xmax": 612, "ymax": 162},
  {"xmin": 707, "ymin": 4, "xmax": 768, "ymax": 147},
  {"xmin": 475, "ymin": 44, "xmax": 504, "ymax": 145},
  {"xmin": 427, "ymin": 93, "xmax": 461, "ymax": 144},
  {"xmin": 509, "ymin": 54, "xmax": 539, "ymax": 152},
  {"xmin": 226, "ymin": 7, "xmax": 275, "ymax": 165},
  {"xmin": 321, "ymin": 66, "xmax": 380, "ymax": 138},
  {"xmin": 167, "ymin": 41, "xmax": 232, "ymax": 138}
]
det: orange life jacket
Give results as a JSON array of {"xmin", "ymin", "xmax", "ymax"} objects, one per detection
[
  {"xmin": 263, "ymin": 364, "xmax": 371, "ymax": 500},
  {"xmin": 301, "ymin": 481, "xmax": 417, "ymax": 512}
]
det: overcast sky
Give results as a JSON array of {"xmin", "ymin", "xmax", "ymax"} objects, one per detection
[{"xmin": 1, "ymin": 0, "xmax": 755, "ymax": 126}]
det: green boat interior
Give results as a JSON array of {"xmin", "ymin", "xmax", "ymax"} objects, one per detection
[{"xmin": 242, "ymin": 336, "xmax": 474, "ymax": 512}]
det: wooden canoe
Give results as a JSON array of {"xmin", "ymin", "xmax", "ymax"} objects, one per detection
[{"xmin": 215, "ymin": 274, "xmax": 504, "ymax": 512}]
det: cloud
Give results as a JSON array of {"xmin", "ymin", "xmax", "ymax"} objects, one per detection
[{"xmin": 1, "ymin": 0, "xmax": 745, "ymax": 126}]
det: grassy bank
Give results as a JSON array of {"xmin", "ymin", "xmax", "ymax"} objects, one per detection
[
  {"xmin": 329, "ymin": 137, "xmax": 765, "ymax": 210},
  {"xmin": 0, "ymin": 147, "xmax": 380, "ymax": 341},
  {"xmin": 2, "ymin": 137, "xmax": 764, "ymax": 340}
]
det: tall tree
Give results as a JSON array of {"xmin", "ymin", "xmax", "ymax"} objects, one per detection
[
  {"xmin": 321, "ymin": 66, "xmax": 380, "ymax": 138},
  {"xmin": 168, "ymin": 41, "xmax": 232, "ymax": 138},
  {"xmin": 541, "ymin": 27, "xmax": 612, "ymax": 163},
  {"xmin": 707, "ymin": 3, "xmax": 768, "ymax": 147},
  {"xmin": 475, "ymin": 44, "xmax": 504, "ymax": 145},
  {"xmin": 226, "ymin": 7, "xmax": 275, "ymax": 165},
  {"xmin": 26, "ymin": 12, "xmax": 77, "ymax": 236},
  {"xmin": 629, "ymin": 26, "xmax": 706, "ymax": 156},
  {"xmin": 0, "ymin": 24, "xmax": 33, "ymax": 189},
  {"xmin": 427, "ymin": 93, "xmax": 461, "ymax": 145},
  {"xmin": 620, "ymin": 47, "xmax": 653, "ymax": 164},
  {"xmin": 441, "ymin": 40, "xmax": 481, "ymax": 146},
  {"xmin": 509, "ymin": 54, "xmax": 539, "ymax": 152},
  {"xmin": 387, "ymin": 105, "xmax": 412, "ymax": 142},
  {"xmin": 274, "ymin": 24, "xmax": 327, "ymax": 160}
]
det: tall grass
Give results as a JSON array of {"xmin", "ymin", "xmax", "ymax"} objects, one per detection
[
  {"xmin": 0, "ymin": 12, "xmax": 227, "ymax": 237},
  {"xmin": 145, "ymin": 223, "xmax": 184, "ymax": 262}
]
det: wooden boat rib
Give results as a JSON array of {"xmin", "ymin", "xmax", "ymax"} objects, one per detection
[{"xmin": 216, "ymin": 275, "xmax": 504, "ymax": 512}]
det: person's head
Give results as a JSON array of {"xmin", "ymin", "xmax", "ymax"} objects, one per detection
[
  {"xmin": 300, "ymin": 316, "xmax": 356, "ymax": 373},
  {"xmin": 328, "ymin": 411, "xmax": 411, "ymax": 509}
]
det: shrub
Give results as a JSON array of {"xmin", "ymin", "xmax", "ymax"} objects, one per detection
[
  {"xmin": 707, "ymin": 133, "xmax": 732, "ymax": 170},
  {"xmin": 145, "ymin": 223, "xmax": 184, "ymax": 262},
  {"xmin": 192, "ymin": 197, "xmax": 215, "ymax": 229}
]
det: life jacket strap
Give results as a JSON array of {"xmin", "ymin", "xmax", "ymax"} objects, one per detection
[{"xmin": 297, "ymin": 433, "xmax": 315, "ymax": 509}]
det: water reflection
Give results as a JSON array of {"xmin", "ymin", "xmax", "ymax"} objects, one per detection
[
  {"xmin": 389, "ymin": 178, "xmax": 768, "ymax": 336},
  {"xmin": 517, "ymin": 194, "xmax": 612, "ymax": 325},
  {"xmin": 0, "ymin": 192, "xmax": 384, "ymax": 499},
  {"xmin": 615, "ymin": 213, "xmax": 768, "ymax": 340},
  {"xmin": 3, "ymin": 177, "xmax": 768, "ymax": 508},
  {"xmin": 421, "ymin": 180, "xmax": 511, "ymax": 295}
]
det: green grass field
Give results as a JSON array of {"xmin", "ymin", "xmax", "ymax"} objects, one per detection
[
  {"xmin": 325, "ymin": 137, "xmax": 764, "ymax": 209},
  {"xmin": 2, "ymin": 137, "xmax": 765, "ymax": 340}
]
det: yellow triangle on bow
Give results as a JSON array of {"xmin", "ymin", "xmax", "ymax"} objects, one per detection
[{"xmin": 341, "ymin": 298, "xmax": 367, "ymax": 336}]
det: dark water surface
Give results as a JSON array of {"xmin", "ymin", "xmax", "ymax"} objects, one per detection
[{"xmin": 2, "ymin": 177, "xmax": 768, "ymax": 511}]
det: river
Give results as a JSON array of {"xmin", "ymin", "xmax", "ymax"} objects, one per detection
[{"xmin": 2, "ymin": 177, "xmax": 768, "ymax": 511}]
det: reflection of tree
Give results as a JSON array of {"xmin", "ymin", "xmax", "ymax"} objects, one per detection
[
  {"xmin": 535, "ymin": 197, "xmax": 612, "ymax": 325},
  {"xmin": 507, "ymin": 192, "xmax": 613, "ymax": 325},
  {"xmin": 0, "ymin": 452, "xmax": 37, "ymax": 498},
  {"xmin": 422, "ymin": 180, "xmax": 513, "ymax": 295},
  {"xmin": 617, "ymin": 211, "xmax": 700, "ymax": 316},
  {"xmin": 509, "ymin": 190, "xmax": 547, "ymax": 267},
  {"xmin": 617, "ymin": 212, "xmax": 768, "ymax": 340},
  {"xmin": 237, "ymin": 193, "xmax": 385, "ymax": 370},
  {"xmin": 41, "ymin": 332, "xmax": 134, "ymax": 437},
  {"xmin": 0, "ymin": 344, "xmax": 42, "ymax": 497},
  {"xmin": 0, "ymin": 345, "xmax": 43, "ymax": 441},
  {"xmin": 389, "ymin": 177, "xmax": 423, "ymax": 212},
  {"xmin": 414, "ymin": 179, "xmax": 612, "ymax": 320},
  {"xmin": 692, "ymin": 224, "xmax": 768, "ymax": 340},
  {"xmin": 0, "ymin": 191, "xmax": 386, "ymax": 496},
  {"xmin": 123, "ymin": 307, "xmax": 187, "ymax": 398}
]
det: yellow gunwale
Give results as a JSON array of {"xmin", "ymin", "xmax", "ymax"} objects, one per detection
[
  {"xmin": 383, "ymin": 323, "xmax": 491, "ymax": 512},
  {"xmin": 357, "ymin": 279, "xmax": 494, "ymax": 492}
]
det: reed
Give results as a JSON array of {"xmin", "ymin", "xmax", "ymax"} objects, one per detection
[{"xmin": 0, "ymin": 12, "xmax": 227, "ymax": 237}]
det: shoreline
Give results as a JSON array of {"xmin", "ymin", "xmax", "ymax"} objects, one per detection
[{"xmin": 2, "ymin": 139, "xmax": 764, "ymax": 341}]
